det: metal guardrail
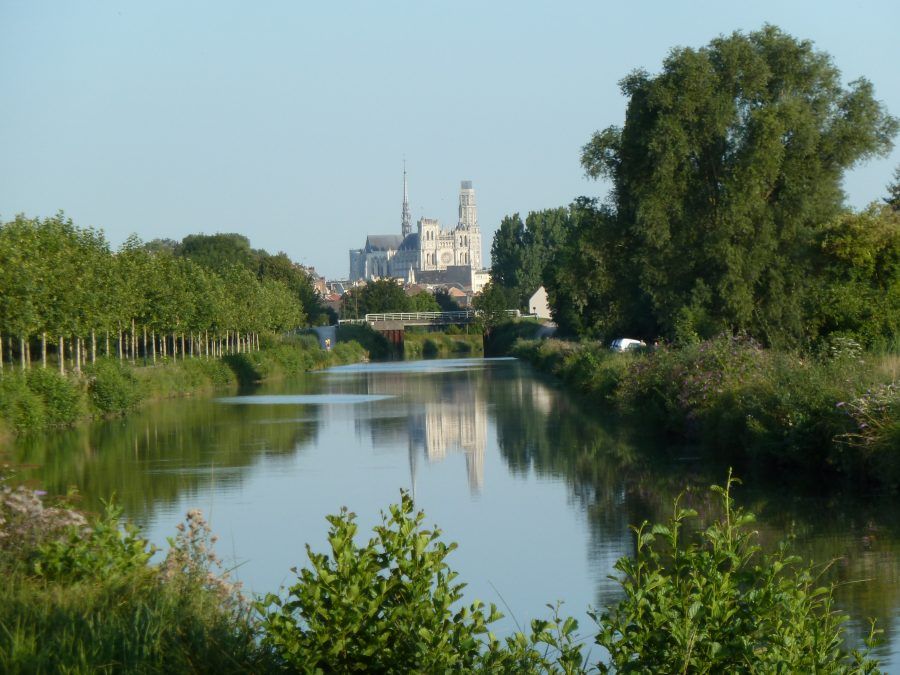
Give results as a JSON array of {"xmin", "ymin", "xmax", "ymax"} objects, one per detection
[{"xmin": 337, "ymin": 309, "xmax": 521, "ymax": 325}]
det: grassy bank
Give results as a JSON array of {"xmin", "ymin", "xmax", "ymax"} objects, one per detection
[
  {"xmin": 402, "ymin": 328, "xmax": 483, "ymax": 359},
  {"xmin": 0, "ymin": 335, "xmax": 367, "ymax": 435},
  {"xmin": 511, "ymin": 336, "xmax": 900, "ymax": 487},
  {"xmin": 0, "ymin": 477, "xmax": 878, "ymax": 672}
]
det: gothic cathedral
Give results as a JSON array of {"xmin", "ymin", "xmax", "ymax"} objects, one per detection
[{"xmin": 349, "ymin": 169, "xmax": 483, "ymax": 284}]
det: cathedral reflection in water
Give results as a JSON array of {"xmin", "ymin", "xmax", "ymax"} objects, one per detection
[{"xmin": 352, "ymin": 367, "xmax": 488, "ymax": 493}]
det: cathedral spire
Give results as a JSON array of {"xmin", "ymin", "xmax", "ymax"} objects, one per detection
[{"xmin": 401, "ymin": 160, "xmax": 412, "ymax": 238}]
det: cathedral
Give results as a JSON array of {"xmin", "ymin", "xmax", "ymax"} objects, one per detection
[{"xmin": 349, "ymin": 170, "xmax": 483, "ymax": 285}]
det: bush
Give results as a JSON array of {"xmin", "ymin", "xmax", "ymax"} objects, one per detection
[
  {"xmin": 25, "ymin": 369, "xmax": 83, "ymax": 426},
  {"xmin": 0, "ymin": 373, "xmax": 46, "ymax": 430},
  {"xmin": 336, "ymin": 324, "xmax": 392, "ymax": 359},
  {"xmin": 259, "ymin": 492, "xmax": 586, "ymax": 673},
  {"xmin": 85, "ymin": 359, "xmax": 142, "ymax": 414},
  {"xmin": 0, "ymin": 485, "xmax": 266, "ymax": 674},
  {"xmin": 593, "ymin": 473, "xmax": 878, "ymax": 673},
  {"xmin": 259, "ymin": 493, "xmax": 497, "ymax": 672}
]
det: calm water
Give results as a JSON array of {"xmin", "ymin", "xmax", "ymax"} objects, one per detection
[{"xmin": 5, "ymin": 357, "xmax": 900, "ymax": 667}]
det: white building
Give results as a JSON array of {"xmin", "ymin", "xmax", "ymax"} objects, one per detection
[
  {"xmin": 529, "ymin": 286, "xmax": 552, "ymax": 319},
  {"xmin": 349, "ymin": 171, "xmax": 485, "ymax": 286}
]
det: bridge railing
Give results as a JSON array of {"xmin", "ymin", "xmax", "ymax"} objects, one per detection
[{"xmin": 337, "ymin": 309, "xmax": 522, "ymax": 325}]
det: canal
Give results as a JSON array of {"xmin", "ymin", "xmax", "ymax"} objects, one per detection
[{"xmin": 5, "ymin": 356, "xmax": 900, "ymax": 668}]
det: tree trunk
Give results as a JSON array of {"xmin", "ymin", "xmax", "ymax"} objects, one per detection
[
  {"xmin": 0, "ymin": 335, "xmax": 3, "ymax": 374},
  {"xmin": 74, "ymin": 336, "xmax": 81, "ymax": 374},
  {"xmin": 41, "ymin": 333, "xmax": 47, "ymax": 369},
  {"xmin": 131, "ymin": 319, "xmax": 137, "ymax": 364},
  {"xmin": 152, "ymin": 330, "xmax": 157, "ymax": 364},
  {"xmin": 105, "ymin": 331, "xmax": 110, "ymax": 358},
  {"xmin": 143, "ymin": 326, "xmax": 148, "ymax": 364},
  {"xmin": 91, "ymin": 330, "xmax": 97, "ymax": 364},
  {"xmin": 118, "ymin": 328, "xmax": 123, "ymax": 362},
  {"xmin": 59, "ymin": 336, "xmax": 65, "ymax": 375},
  {"xmin": 19, "ymin": 336, "xmax": 26, "ymax": 370}
]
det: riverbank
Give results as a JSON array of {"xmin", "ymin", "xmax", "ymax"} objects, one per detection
[
  {"xmin": 0, "ymin": 477, "xmax": 878, "ymax": 672},
  {"xmin": 510, "ymin": 335, "xmax": 900, "ymax": 487},
  {"xmin": 402, "ymin": 329, "xmax": 483, "ymax": 359},
  {"xmin": 0, "ymin": 335, "xmax": 367, "ymax": 435}
]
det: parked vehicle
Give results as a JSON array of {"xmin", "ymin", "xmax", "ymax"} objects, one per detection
[{"xmin": 609, "ymin": 338, "xmax": 646, "ymax": 352}]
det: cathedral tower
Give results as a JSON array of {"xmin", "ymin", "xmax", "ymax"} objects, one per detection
[
  {"xmin": 401, "ymin": 163, "xmax": 412, "ymax": 238},
  {"xmin": 457, "ymin": 180, "xmax": 482, "ymax": 269},
  {"xmin": 458, "ymin": 180, "xmax": 477, "ymax": 230}
]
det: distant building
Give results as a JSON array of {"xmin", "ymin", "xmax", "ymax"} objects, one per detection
[
  {"xmin": 529, "ymin": 286, "xmax": 551, "ymax": 319},
  {"xmin": 349, "ymin": 169, "xmax": 486, "ymax": 288}
]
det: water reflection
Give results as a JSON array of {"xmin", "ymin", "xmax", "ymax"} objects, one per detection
[{"xmin": 2, "ymin": 357, "xmax": 899, "ymax": 667}]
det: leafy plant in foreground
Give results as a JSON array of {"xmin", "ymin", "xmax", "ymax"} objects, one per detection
[
  {"xmin": 592, "ymin": 472, "xmax": 880, "ymax": 673},
  {"xmin": 259, "ymin": 492, "xmax": 588, "ymax": 673}
]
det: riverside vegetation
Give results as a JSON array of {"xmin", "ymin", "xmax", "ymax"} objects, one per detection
[
  {"xmin": 0, "ymin": 474, "xmax": 881, "ymax": 673},
  {"xmin": 509, "ymin": 334, "xmax": 899, "ymax": 488},
  {"xmin": 483, "ymin": 25, "xmax": 899, "ymax": 489},
  {"xmin": 0, "ymin": 335, "xmax": 367, "ymax": 435}
]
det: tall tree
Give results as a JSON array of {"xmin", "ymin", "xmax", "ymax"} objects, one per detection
[
  {"xmin": 580, "ymin": 25, "xmax": 898, "ymax": 345},
  {"xmin": 342, "ymin": 279, "xmax": 411, "ymax": 318},
  {"xmin": 886, "ymin": 166, "xmax": 900, "ymax": 212}
]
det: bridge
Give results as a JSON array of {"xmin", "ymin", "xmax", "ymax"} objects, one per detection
[{"xmin": 336, "ymin": 310, "xmax": 524, "ymax": 346}]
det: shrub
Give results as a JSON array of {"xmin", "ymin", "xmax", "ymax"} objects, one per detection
[
  {"xmin": 34, "ymin": 502, "xmax": 153, "ymax": 582},
  {"xmin": 259, "ymin": 493, "xmax": 499, "ymax": 672},
  {"xmin": 85, "ymin": 359, "xmax": 142, "ymax": 414},
  {"xmin": 0, "ymin": 373, "xmax": 46, "ymax": 430},
  {"xmin": 0, "ymin": 485, "xmax": 266, "ymax": 673},
  {"xmin": 259, "ymin": 492, "xmax": 586, "ymax": 673},
  {"xmin": 593, "ymin": 473, "xmax": 879, "ymax": 673},
  {"xmin": 25, "ymin": 368, "xmax": 83, "ymax": 425}
]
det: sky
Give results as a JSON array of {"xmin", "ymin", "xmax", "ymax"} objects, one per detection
[{"xmin": 2, "ymin": 1, "xmax": 899, "ymax": 279}]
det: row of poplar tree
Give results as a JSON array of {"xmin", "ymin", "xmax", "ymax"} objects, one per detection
[{"xmin": 0, "ymin": 213, "xmax": 312, "ymax": 374}]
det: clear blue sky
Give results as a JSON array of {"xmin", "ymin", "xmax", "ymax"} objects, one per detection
[{"xmin": 2, "ymin": 1, "xmax": 898, "ymax": 279}]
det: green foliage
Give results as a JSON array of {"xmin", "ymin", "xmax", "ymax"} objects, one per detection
[
  {"xmin": 490, "ymin": 208, "xmax": 572, "ymax": 310},
  {"xmin": 259, "ymin": 492, "xmax": 501, "ymax": 672},
  {"xmin": 25, "ymin": 368, "xmax": 83, "ymax": 425},
  {"xmin": 885, "ymin": 165, "xmax": 900, "ymax": 211},
  {"xmin": 593, "ymin": 473, "xmax": 879, "ymax": 673},
  {"xmin": 812, "ymin": 205, "xmax": 900, "ymax": 347},
  {"xmin": 341, "ymin": 278, "xmax": 412, "ymax": 317},
  {"xmin": 336, "ymin": 323, "xmax": 392, "ymax": 359},
  {"xmin": 403, "ymin": 332, "xmax": 483, "ymax": 359},
  {"xmin": 570, "ymin": 25, "xmax": 898, "ymax": 345},
  {"xmin": 34, "ymin": 502, "xmax": 154, "ymax": 582},
  {"xmin": 483, "ymin": 319, "xmax": 544, "ymax": 356},
  {"xmin": 85, "ymin": 358, "xmax": 142, "ymax": 414},
  {"xmin": 472, "ymin": 281, "xmax": 516, "ymax": 331},
  {"xmin": 511, "ymin": 336, "xmax": 899, "ymax": 485},
  {"xmin": 0, "ymin": 486, "xmax": 267, "ymax": 674},
  {"xmin": 0, "ymin": 373, "xmax": 46, "ymax": 430},
  {"xmin": 408, "ymin": 290, "xmax": 441, "ymax": 312},
  {"xmin": 0, "ymin": 216, "xmax": 312, "ymax": 373},
  {"xmin": 176, "ymin": 232, "xmax": 258, "ymax": 272},
  {"xmin": 836, "ymin": 383, "xmax": 900, "ymax": 484}
]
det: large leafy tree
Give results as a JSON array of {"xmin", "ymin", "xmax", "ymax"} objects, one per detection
[
  {"xmin": 342, "ymin": 279, "xmax": 411, "ymax": 317},
  {"xmin": 176, "ymin": 233, "xmax": 258, "ymax": 273},
  {"xmin": 812, "ymin": 205, "xmax": 900, "ymax": 345},
  {"xmin": 580, "ymin": 25, "xmax": 897, "ymax": 346},
  {"xmin": 490, "ymin": 209, "xmax": 571, "ymax": 310}
]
